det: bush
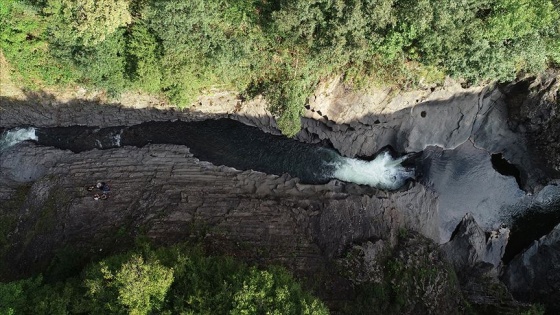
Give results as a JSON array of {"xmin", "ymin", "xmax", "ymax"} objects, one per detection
[
  {"xmin": 69, "ymin": 30, "xmax": 128, "ymax": 96},
  {"xmin": 125, "ymin": 22, "xmax": 162, "ymax": 93},
  {"xmin": 82, "ymin": 254, "xmax": 173, "ymax": 315},
  {"xmin": 45, "ymin": 0, "xmax": 132, "ymax": 46}
]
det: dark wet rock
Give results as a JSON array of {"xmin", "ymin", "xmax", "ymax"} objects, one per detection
[
  {"xmin": 504, "ymin": 72, "xmax": 560, "ymax": 175},
  {"xmin": 298, "ymin": 77, "xmax": 560, "ymax": 192},
  {"xmin": 503, "ymin": 223, "xmax": 560, "ymax": 313},
  {"xmin": 441, "ymin": 214, "xmax": 540, "ymax": 314},
  {"xmin": 0, "ymin": 142, "xmax": 438, "ymax": 308},
  {"xmin": 441, "ymin": 213, "xmax": 509, "ymax": 275},
  {"xmin": 470, "ymin": 85, "xmax": 551, "ymax": 191},
  {"xmin": 421, "ymin": 142, "xmax": 522, "ymax": 242},
  {"xmin": 35, "ymin": 126, "xmax": 124, "ymax": 153}
]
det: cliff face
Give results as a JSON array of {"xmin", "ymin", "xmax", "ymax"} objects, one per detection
[
  {"xmin": 298, "ymin": 77, "xmax": 559, "ymax": 191},
  {"xmin": 0, "ymin": 142, "xmax": 441, "ymax": 307},
  {"xmin": 503, "ymin": 223, "xmax": 560, "ymax": 313},
  {"xmin": 1, "ymin": 73, "xmax": 559, "ymax": 311},
  {"xmin": 504, "ymin": 73, "xmax": 560, "ymax": 173}
]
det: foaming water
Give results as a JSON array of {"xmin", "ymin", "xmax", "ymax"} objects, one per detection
[
  {"xmin": 112, "ymin": 131, "xmax": 122, "ymax": 147},
  {"xmin": 0, "ymin": 127, "xmax": 38, "ymax": 151},
  {"xmin": 333, "ymin": 151, "xmax": 415, "ymax": 190}
]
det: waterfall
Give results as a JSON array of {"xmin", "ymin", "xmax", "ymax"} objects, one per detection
[
  {"xmin": 332, "ymin": 151, "xmax": 415, "ymax": 190},
  {"xmin": 0, "ymin": 127, "xmax": 38, "ymax": 151}
]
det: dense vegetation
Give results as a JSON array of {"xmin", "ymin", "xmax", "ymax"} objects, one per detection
[
  {"xmin": 0, "ymin": 244, "xmax": 328, "ymax": 314},
  {"xmin": 1, "ymin": 0, "xmax": 559, "ymax": 135}
]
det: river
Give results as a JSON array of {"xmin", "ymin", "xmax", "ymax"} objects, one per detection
[{"xmin": 1, "ymin": 118, "xmax": 560, "ymax": 256}]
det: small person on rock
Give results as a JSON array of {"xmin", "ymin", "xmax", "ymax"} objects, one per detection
[
  {"xmin": 91, "ymin": 182, "xmax": 110, "ymax": 200},
  {"xmin": 93, "ymin": 193, "xmax": 108, "ymax": 200},
  {"xmin": 96, "ymin": 182, "xmax": 110, "ymax": 194}
]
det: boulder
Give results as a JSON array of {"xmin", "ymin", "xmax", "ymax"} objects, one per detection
[
  {"xmin": 503, "ymin": 223, "xmax": 560, "ymax": 313},
  {"xmin": 441, "ymin": 213, "xmax": 509, "ymax": 275}
]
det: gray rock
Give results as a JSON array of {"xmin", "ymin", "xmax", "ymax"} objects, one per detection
[
  {"xmin": 297, "ymin": 86, "xmax": 482, "ymax": 156},
  {"xmin": 503, "ymin": 223, "xmax": 560, "ymax": 313},
  {"xmin": 0, "ymin": 143, "xmax": 438, "ymax": 307},
  {"xmin": 441, "ymin": 213, "xmax": 509, "ymax": 275},
  {"xmin": 298, "ymin": 77, "xmax": 559, "ymax": 193},
  {"xmin": 505, "ymin": 73, "xmax": 560, "ymax": 175},
  {"xmin": 0, "ymin": 142, "xmax": 66, "ymax": 184}
]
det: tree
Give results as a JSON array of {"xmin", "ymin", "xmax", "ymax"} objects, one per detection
[
  {"xmin": 126, "ymin": 22, "xmax": 162, "ymax": 93},
  {"xmin": 0, "ymin": 244, "xmax": 329, "ymax": 314},
  {"xmin": 0, "ymin": 0, "xmax": 77, "ymax": 86},
  {"xmin": 482, "ymin": 0, "xmax": 558, "ymax": 41},
  {"xmin": 84, "ymin": 254, "xmax": 174, "ymax": 315},
  {"xmin": 46, "ymin": 0, "xmax": 132, "ymax": 46},
  {"xmin": 232, "ymin": 267, "xmax": 329, "ymax": 315},
  {"xmin": 0, "ymin": 276, "xmax": 74, "ymax": 315}
]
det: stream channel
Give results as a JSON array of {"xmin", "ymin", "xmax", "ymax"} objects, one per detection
[{"xmin": 1, "ymin": 118, "xmax": 560, "ymax": 261}]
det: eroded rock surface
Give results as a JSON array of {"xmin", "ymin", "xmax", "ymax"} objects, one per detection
[
  {"xmin": 2, "ymin": 74, "xmax": 560, "ymax": 311},
  {"xmin": 0, "ymin": 142, "xmax": 437, "ymax": 305},
  {"xmin": 297, "ymin": 75, "xmax": 560, "ymax": 192},
  {"xmin": 442, "ymin": 213, "xmax": 509, "ymax": 275},
  {"xmin": 505, "ymin": 73, "xmax": 560, "ymax": 173},
  {"xmin": 503, "ymin": 223, "xmax": 560, "ymax": 313}
]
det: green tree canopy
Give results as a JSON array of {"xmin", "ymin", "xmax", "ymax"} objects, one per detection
[
  {"xmin": 0, "ymin": 245, "xmax": 328, "ymax": 314},
  {"xmin": 83, "ymin": 255, "xmax": 174, "ymax": 315},
  {"xmin": 46, "ymin": 0, "xmax": 132, "ymax": 46}
]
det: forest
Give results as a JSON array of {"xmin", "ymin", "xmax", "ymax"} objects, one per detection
[
  {"xmin": 1, "ymin": 0, "xmax": 559, "ymax": 135},
  {"xmin": 0, "ymin": 243, "xmax": 328, "ymax": 314},
  {"xmin": 1, "ymin": 1, "xmax": 559, "ymax": 313}
]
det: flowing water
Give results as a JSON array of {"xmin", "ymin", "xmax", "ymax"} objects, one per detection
[
  {"xmin": 420, "ymin": 141, "xmax": 560, "ymax": 248},
  {"xmin": 1, "ymin": 119, "xmax": 560, "ymax": 252},
  {"xmin": 0, "ymin": 127, "xmax": 37, "ymax": 151},
  {"xmin": 0, "ymin": 120, "xmax": 415, "ymax": 189}
]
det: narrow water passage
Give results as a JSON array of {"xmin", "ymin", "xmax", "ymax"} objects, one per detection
[
  {"xmin": 0, "ymin": 120, "xmax": 415, "ymax": 190},
  {"xmin": 2, "ymin": 119, "xmax": 560, "ymax": 259}
]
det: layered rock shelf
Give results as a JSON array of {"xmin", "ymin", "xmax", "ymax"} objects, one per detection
[
  {"xmin": 1, "ymin": 73, "xmax": 560, "ymax": 311},
  {"xmin": 0, "ymin": 143, "xmax": 438, "ymax": 301}
]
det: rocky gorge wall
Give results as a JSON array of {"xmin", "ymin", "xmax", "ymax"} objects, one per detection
[
  {"xmin": 1, "ymin": 73, "xmax": 560, "ymax": 312},
  {"xmin": 0, "ymin": 142, "xmax": 444, "ymax": 309}
]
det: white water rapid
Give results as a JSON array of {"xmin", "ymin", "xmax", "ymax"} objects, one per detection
[
  {"xmin": 333, "ymin": 151, "xmax": 415, "ymax": 190},
  {"xmin": 0, "ymin": 127, "xmax": 38, "ymax": 151}
]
